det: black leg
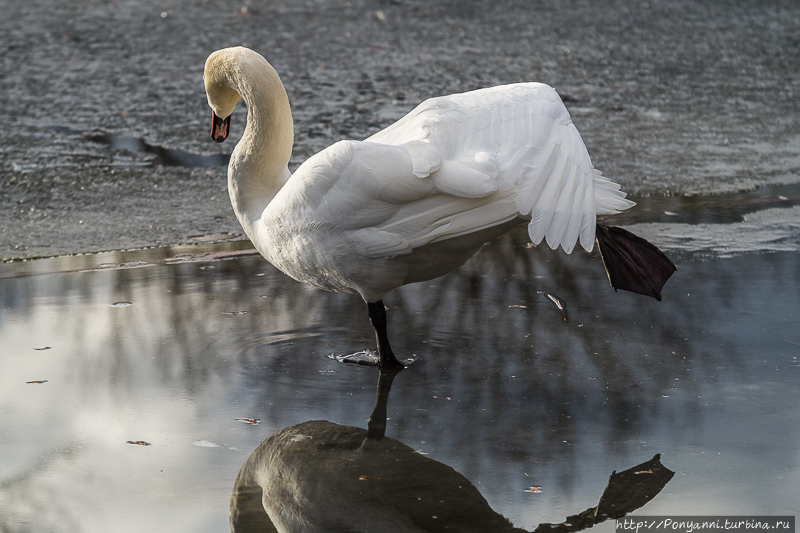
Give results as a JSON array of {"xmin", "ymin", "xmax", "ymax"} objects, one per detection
[{"xmin": 367, "ymin": 301, "xmax": 404, "ymax": 368}]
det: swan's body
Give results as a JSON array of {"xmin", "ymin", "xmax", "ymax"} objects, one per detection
[
  {"xmin": 231, "ymin": 420, "xmax": 526, "ymax": 533},
  {"xmin": 204, "ymin": 47, "xmax": 675, "ymax": 366}
]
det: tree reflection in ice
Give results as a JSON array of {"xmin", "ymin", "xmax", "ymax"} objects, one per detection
[{"xmin": 1, "ymin": 228, "xmax": 798, "ymax": 530}]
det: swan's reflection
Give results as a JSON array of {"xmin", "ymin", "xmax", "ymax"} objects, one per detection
[{"xmin": 230, "ymin": 368, "xmax": 674, "ymax": 533}]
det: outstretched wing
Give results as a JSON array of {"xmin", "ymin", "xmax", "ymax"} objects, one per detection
[
  {"xmin": 368, "ymin": 83, "xmax": 634, "ymax": 253},
  {"xmin": 276, "ymin": 83, "xmax": 633, "ymax": 262}
]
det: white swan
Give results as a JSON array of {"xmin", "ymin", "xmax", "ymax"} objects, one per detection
[{"xmin": 203, "ymin": 47, "xmax": 675, "ymax": 367}]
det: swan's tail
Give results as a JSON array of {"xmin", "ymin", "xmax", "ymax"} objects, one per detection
[{"xmin": 595, "ymin": 223, "xmax": 676, "ymax": 301}]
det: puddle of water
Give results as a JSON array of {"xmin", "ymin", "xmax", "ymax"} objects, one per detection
[
  {"xmin": 1, "ymin": 215, "xmax": 799, "ymax": 530},
  {"xmin": 609, "ymin": 183, "xmax": 800, "ymax": 226},
  {"xmin": 86, "ymin": 132, "xmax": 230, "ymax": 168}
]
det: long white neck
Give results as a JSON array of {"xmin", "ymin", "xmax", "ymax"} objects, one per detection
[{"xmin": 222, "ymin": 50, "xmax": 294, "ymax": 239}]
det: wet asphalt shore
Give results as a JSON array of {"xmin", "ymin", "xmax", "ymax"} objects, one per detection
[{"xmin": 1, "ymin": 0, "xmax": 798, "ymax": 260}]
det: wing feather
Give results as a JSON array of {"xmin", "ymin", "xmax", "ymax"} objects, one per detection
[
  {"xmin": 530, "ymin": 151, "xmax": 570, "ymax": 246},
  {"xmin": 304, "ymin": 83, "xmax": 635, "ymax": 258},
  {"xmin": 528, "ymin": 149, "xmax": 568, "ymax": 244},
  {"xmin": 350, "ymin": 228, "xmax": 412, "ymax": 258},
  {"xmin": 565, "ymin": 175, "xmax": 589, "ymax": 253},
  {"xmin": 579, "ymin": 177, "xmax": 597, "ymax": 252},
  {"xmin": 546, "ymin": 164, "xmax": 580, "ymax": 250},
  {"xmin": 515, "ymin": 143, "xmax": 558, "ymax": 214}
]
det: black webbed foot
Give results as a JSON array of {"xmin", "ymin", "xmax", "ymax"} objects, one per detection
[{"xmin": 595, "ymin": 223, "xmax": 677, "ymax": 301}]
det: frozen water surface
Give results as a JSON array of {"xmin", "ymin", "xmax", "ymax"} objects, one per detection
[
  {"xmin": 1, "ymin": 0, "xmax": 799, "ymax": 529},
  {"xmin": 1, "ymin": 190, "xmax": 799, "ymax": 531}
]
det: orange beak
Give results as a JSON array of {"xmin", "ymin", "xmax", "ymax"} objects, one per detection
[{"xmin": 211, "ymin": 111, "xmax": 230, "ymax": 143}]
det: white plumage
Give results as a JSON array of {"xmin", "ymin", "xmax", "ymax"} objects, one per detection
[
  {"xmin": 204, "ymin": 47, "xmax": 673, "ymax": 367},
  {"xmin": 365, "ymin": 83, "xmax": 634, "ymax": 253}
]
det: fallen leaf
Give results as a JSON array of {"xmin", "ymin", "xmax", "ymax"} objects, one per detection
[
  {"xmin": 127, "ymin": 440, "xmax": 151, "ymax": 446},
  {"xmin": 541, "ymin": 292, "xmax": 568, "ymax": 321},
  {"xmin": 236, "ymin": 418, "xmax": 260, "ymax": 425}
]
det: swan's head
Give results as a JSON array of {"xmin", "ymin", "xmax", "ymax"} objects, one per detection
[
  {"xmin": 203, "ymin": 47, "xmax": 292, "ymax": 150},
  {"xmin": 203, "ymin": 48, "xmax": 248, "ymax": 143}
]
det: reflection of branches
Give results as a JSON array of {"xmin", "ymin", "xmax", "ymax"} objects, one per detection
[
  {"xmin": 381, "ymin": 227, "xmax": 701, "ymax": 457},
  {"xmin": 0, "ymin": 443, "xmax": 84, "ymax": 533},
  {"xmin": 2, "ymin": 232, "xmax": 787, "ymax": 500}
]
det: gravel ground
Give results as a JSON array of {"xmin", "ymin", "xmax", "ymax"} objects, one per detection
[{"xmin": 1, "ymin": 0, "xmax": 798, "ymax": 260}]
